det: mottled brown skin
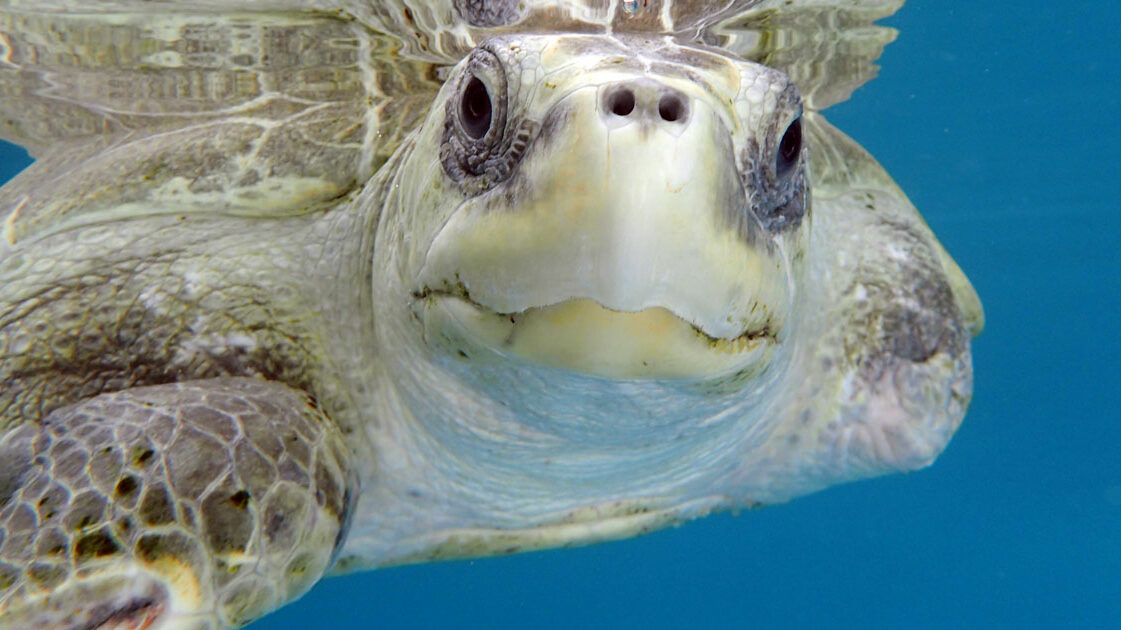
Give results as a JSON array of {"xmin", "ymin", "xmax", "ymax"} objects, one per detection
[{"xmin": 0, "ymin": 379, "xmax": 354, "ymax": 629}]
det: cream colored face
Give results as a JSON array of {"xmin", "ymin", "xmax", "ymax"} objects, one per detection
[{"xmin": 405, "ymin": 34, "xmax": 808, "ymax": 380}]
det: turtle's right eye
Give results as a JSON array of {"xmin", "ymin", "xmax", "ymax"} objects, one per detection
[
  {"xmin": 775, "ymin": 116, "xmax": 802, "ymax": 179},
  {"xmin": 460, "ymin": 76, "xmax": 493, "ymax": 139}
]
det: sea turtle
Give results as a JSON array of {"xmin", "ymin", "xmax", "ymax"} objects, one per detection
[{"xmin": 0, "ymin": 0, "xmax": 982, "ymax": 627}]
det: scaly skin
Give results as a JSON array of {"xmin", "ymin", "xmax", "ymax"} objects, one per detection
[
  {"xmin": 0, "ymin": 168, "xmax": 382, "ymax": 628},
  {"xmin": 0, "ymin": 379, "xmax": 354, "ymax": 629}
]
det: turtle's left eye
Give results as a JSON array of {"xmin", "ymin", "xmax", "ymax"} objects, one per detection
[
  {"xmin": 442, "ymin": 45, "xmax": 526, "ymax": 193},
  {"xmin": 776, "ymin": 116, "xmax": 802, "ymax": 179},
  {"xmin": 460, "ymin": 76, "xmax": 493, "ymax": 139}
]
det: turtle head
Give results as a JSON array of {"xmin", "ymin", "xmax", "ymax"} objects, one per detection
[{"xmin": 398, "ymin": 35, "xmax": 807, "ymax": 382}]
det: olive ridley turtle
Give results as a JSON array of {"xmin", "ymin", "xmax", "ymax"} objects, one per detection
[{"xmin": 0, "ymin": 0, "xmax": 982, "ymax": 627}]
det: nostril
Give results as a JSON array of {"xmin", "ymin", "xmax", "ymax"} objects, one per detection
[
  {"xmin": 608, "ymin": 88, "xmax": 636, "ymax": 117},
  {"xmin": 658, "ymin": 94, "xmax": 686, "ymax": 122}
]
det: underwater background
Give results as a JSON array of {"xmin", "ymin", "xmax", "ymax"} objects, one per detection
[{"xmin": 0, "ymin": 0, "xmax": 1116, "ymax": 627}]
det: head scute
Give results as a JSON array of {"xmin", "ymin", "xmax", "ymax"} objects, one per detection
[{"xmin": 454, "ymin": 0, "xmax": 526, "ymax": 27}]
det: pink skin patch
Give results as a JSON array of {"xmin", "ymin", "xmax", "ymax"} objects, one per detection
[{"xmin": 99, "ymin": 601, "xmax": 164, "ymax": 630}]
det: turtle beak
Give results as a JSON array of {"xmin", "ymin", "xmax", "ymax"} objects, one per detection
[{"xmin": 416, "ymin": 80, "xmax": 792, "ymax": 380}]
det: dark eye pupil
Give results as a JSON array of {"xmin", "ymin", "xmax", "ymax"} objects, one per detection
[
  {"xmin": 776, "ymin": 117, "xmax": 802, "ymax": 178},
  {"xmin": 460, "ymin": 76, "xmax": 492, "ymax": 139}
]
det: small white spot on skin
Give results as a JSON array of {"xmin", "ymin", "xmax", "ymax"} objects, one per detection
[
  {"xmin": 7, "ymin": 332, "xmax": 31, "ymax": 354},
  {"xmin": 3, "ymin": 197, "xmax": 26, "ymax": 244},
  {"xmin": 224, "ymin": 333, "xmax": 258, "ymax": 350},
  {"xmin": 188, "ymin": 315, "xmax": 209, "ymax": 335},
  {"xmin": 140, "ymin": 50, "xmax": 184, "ymax": 68},
  {"xmin": 138, "ymin": 285, "xmax": 167, "ymax": 312},
  {"xmin": 887, "ymin": 243, "xmax": 909, "ymax": 261},
  {"xmin": 174, "ymin": 332, "xmax": 259, "ymax": 367},
  {"xmin": 181, "ymin": 271, "xmax": 204, "ymax": 299}
]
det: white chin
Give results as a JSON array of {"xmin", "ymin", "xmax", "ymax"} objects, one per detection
[{"xmin": 421, "ymin": 295, "xmax": 776, "ymax": 380}]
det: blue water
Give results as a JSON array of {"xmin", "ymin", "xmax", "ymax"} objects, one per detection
[{"xmin": 2, "ymin": 1, "xmax": 1117, "ymax": 627}]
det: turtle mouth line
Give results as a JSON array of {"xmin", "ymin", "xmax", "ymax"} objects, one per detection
[
  {"xmin": 412, "ymin": 286, "xmax": 777, "ymax": 347},
  {"xmin": 414, "ymin": 286, "xmax": 779, "ymax": 379}
]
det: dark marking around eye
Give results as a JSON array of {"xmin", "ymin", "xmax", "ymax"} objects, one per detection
[{"xmin": 460, "ymin": 76, "xmax": 492, "ymax": 139}]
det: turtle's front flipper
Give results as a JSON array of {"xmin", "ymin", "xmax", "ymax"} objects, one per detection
[{"xmin": 0, "ymin": 378, "xmax": 356, "ymax": 629}]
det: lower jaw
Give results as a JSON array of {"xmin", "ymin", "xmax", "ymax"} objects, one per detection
[{"xmin": 421, "ymin": 295, "xmax": 774, "ymax": 380}]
